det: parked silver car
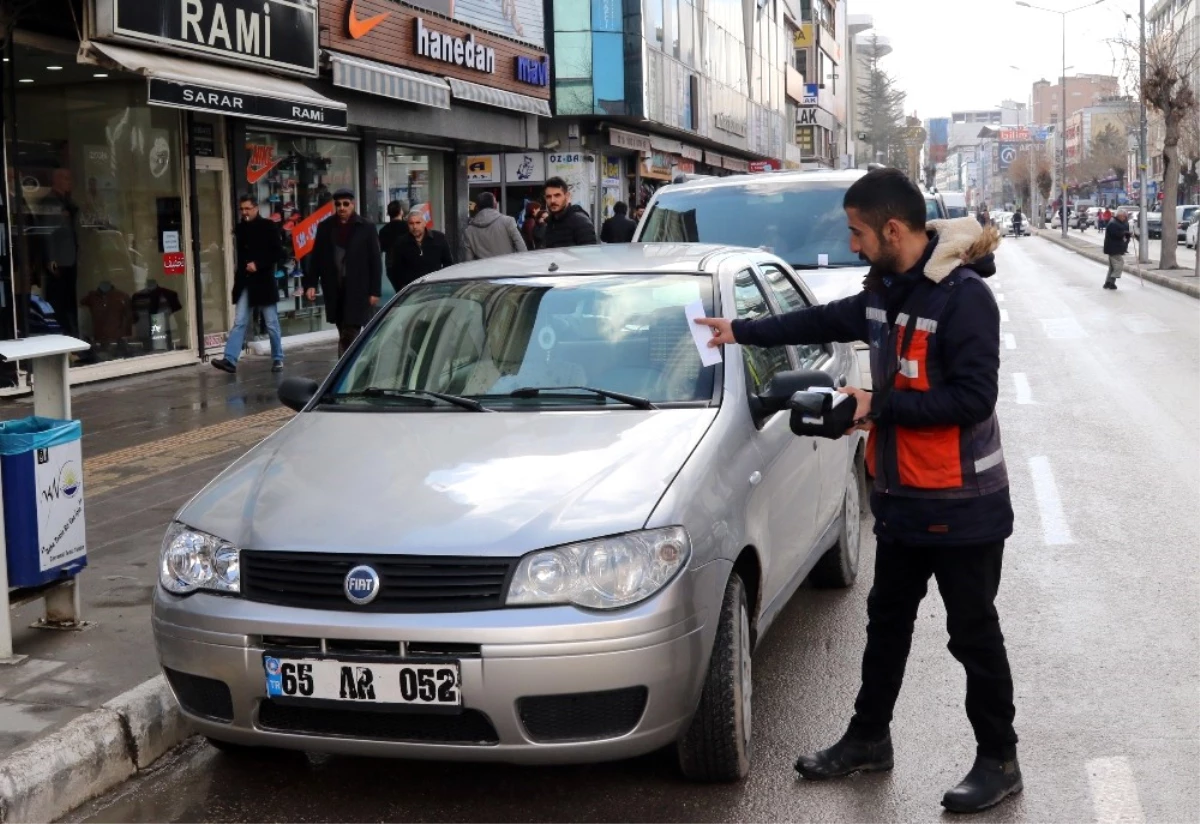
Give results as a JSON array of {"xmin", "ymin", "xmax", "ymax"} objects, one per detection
[{"xmin": 154, "ymin": 244, "xmax": 865, "ymax": 781}]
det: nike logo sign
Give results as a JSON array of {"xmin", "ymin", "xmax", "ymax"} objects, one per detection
[
  {"xmin": 348, "ymin": 0, "xmax": 390, "ymax": 39},
  {"xmin": 246, "ymin": 145, "xmax": 283, "ymax": 185}
]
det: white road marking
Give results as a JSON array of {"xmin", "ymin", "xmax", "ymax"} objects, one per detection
[
  {"xmin": 1000, "ymin": 309, "xmax": 1010, "ymax": 322},
  {"xmin": 1013, "ymin": 373, "xmax": 1034, "ymax": 404},
  {"xmin": 1119, "ymin": 313, "xmax": 1169, "ymax": 335},
  {"xmin": 1087, "ymin": 756, "xmax": 1146, "ymax": 824},
  {"xmin": 1041, "ymin": 317, "xmax": 1089, "ymax": 339},
  {"xmin": 1029, "ymin": 456, "xmax": 1073, "ymax": 545},
  {"xmin": 1004, "ymin": 333, "xmax": 1017, "ymax": 350}
]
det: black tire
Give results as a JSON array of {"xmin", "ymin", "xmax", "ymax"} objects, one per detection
[
  {"xmin": 204, "ymin": 736, "xmax": 263, "ymax": 757},
  {"xmin": 676, "ymin": 573, "xmax": 751, "ymax": 782},
  {"xmin": 808, "ymin": 451, "xmax": 864, "ymax": 589}
]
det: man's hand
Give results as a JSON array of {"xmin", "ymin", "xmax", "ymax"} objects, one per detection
[
  {"xmin": 693, "ymin": 317, "xmax": 735, "ymax": 347},
  {"xmin": 305, "ymin": 288, "xmax": 317, "ymax": 301},
  {"xmin": 246, "ymin": 262, "xmax": 257, "ymax": 273},
  {"xmin": 369, "ymin": 296, "xmax": 380, "ymax": 307},
  {"xmin": 839, "ymin": 386, "xmax": 875, "ymax": 434}
]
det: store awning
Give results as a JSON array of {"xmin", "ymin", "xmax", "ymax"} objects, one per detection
[
  {"xmin": 83, "ymin": 41, "xmax": 347, "ymax": 131},
  {"xmin": 331, "ymin": 53, "xmax": 451, "ymax": 111},
  {"xmin": 445, "ymin": 77, "xmax": 551, "ymax": 118}
]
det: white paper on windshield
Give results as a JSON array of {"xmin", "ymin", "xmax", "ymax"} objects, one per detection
[
  {"xmin": 817, "ymin": 253, "xmax": 829, "ymax": 267},
  {"xmin": 684, "ymin": 300, "xmax": 723, "ymax": 367}
]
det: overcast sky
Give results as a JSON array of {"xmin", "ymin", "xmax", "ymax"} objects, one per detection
[{"xmin": 848, "ymin": 0, "xmax": 1147, "ymax": 120}]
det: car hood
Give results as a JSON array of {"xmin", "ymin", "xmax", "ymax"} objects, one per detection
[
  {"xmin": 797, "ymin": 266, "xmax": 869, "ymax": 305},
  {"xmin": 177, "ymin": 408, "xmax": 717, "ymax": 557}
]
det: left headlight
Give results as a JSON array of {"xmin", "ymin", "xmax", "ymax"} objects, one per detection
[
  {"xmin": 506, "ymin": 527, "xmax": 690, "ymax": 610},
  {"xmin": 159, "ymin": 522, "xmax": 240, "ymax": 595}
]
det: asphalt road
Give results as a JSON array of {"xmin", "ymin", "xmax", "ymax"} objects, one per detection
[{"xmin": 70, "ymin": 238, "xmax": 1200, "ymax": 823}]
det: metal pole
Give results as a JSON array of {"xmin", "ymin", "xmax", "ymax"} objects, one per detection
[
  {"xmin": 1138, "ymin": 0, "xmax": 1150, "ymax": 262},
  {"xmin": 1061, "ymin": 13, "xmax": 1069, "ymax": 237},
  {"xmin": 185, "ymin": 112, "xmax": 207, "ymax": 360}
]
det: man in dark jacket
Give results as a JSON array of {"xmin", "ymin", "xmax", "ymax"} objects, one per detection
[
  {"xmin": 1102, "ymin": 208, "xmax": 1131, "ymax": 290},
  {"xmin": 697, "ymin": 169, "xmax": 1020, "ymax": 815},
  {"xmin": 543, "ymin": 176, "xmax": 598, "ymax": 248},
  {"xmin": 304, "ymin": 188, "xmax": 382, "ymax": 357},
  {"xmin": 378, "ymin": 199, "xmax": 408, "ymax": 291},
  {"xmin": 212, "ymin": 194, "xmax": 284, "ymax": 374},
  {"xmin": 600, "ymin": 201, "xmax": 638, "ymax": 243},
  {"xmin": 391, "ymin": 210, "xmax": 454, "ymax": 293}
]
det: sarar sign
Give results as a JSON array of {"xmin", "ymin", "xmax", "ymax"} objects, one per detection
[{"xmin": 95, "ymin": 0, "xmax": 319, "ymax": 76}]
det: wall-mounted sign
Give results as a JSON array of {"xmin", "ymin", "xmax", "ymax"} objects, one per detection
[
  {"xmin": 517, "ymin": 55, "xmax": 548, "ymax": 86},
  {"xmin": 505, "ymin": 152, "xmax": 545, "ymax": 183},
  {"xmin": 715, "ymin": 113, "xmax": 747, "ymax": 137},
  {"xmin": 189, "ymin": 121, "xmax": 216, "ymax": 157},
  {"xmin": 797, "ymin": 106, "xmax": 834, "ymax": 131},
  {"xmin": 162, "ymin": 252, "xmax": 186, "ymax": 275},
  {"xmin": 148, "ymin": 79, "xmax": 348, "ymax": 130},
  {"xmin": 749, "ymin": 159, "xmax": 781, "ymax": 173},
  {"xmin": 96, "ymin": 0, "xmax": 319, "ymax": 76},
  {"xmin": 802, "ymin": 83, "xmax": 819, "ymax": 106},
  {"xmin": 609, "ymin": 128, "xmax": 652, "ymax": 153},
  {"xmin": 415, "ymin": 18, "xmax": 496, "ymax": 74},
  {"xmin": 793, "ymin": 23, "xmax": 814, "ymax": 49},
  {"xmin": 466, "ymin": 155, "xmax": 499, "ymax": 182}
]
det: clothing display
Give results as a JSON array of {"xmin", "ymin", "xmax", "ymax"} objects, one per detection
[
  {"xmin": 80, "ymin": 284, "xmax": 133, "ymax": 345},
  {"xmin": 132, "ymin": 282, "xmax": 183, "ymax": 351}
]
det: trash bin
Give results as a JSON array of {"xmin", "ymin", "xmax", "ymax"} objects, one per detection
[{"xmin": 0, "ymin": 417, "xmax": 87, "ymax": 588}]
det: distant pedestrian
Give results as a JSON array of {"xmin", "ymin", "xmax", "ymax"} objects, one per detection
[
  {"xmin": 522, "ymin": 200, "xmax": 546, "ymax": 249},
  {"xmin": 634, "ymin": 204, "xmax": 646, "ymax": 223},
  {"xmin": 463, "ymin": 192, "xmax": 526, "ymax": 260},
  {"xmin": 976, "ymin": 205, "xmax": 991, "ymax": 227},
  {"xmin": 543, "ymin": 177, "xmax": 598, "ymax": 248},
  {"xmin": 392, "ymin": 210, "xmax": 454, "ymax": 293},
  {"xmin": 304, "ymin": 188, "xmax": 382, "ymax": 357},
  {"xmin": 212, "ymin": 194, "xmax": 285, "ymax": 374},
  {"xmin": 1102, "ymin": 208, "xmax": 1131, "ymax": 290},
  {"xmin": 378, "ymin": 200, "xmax": 408, "ymax": 292},
  {"xmin": 600, "ymin": 201, "xmax": 638, "ymax": 243}
]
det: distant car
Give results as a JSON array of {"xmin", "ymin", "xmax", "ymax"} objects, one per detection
[
  {"xmin": 1175, "ymin": 205, "xmax": 1199, "ymax": 243},
  {"xmin": 1147, "ymin": 211, "xmax": 1163, "ymax": 239},
  {"xmin": 923, "ymin": 191, "xmax": 948, "ymax": 222},
  {"xmin": 941, "ymin": 192, "xmax": 968, "ymax": 218},
  {"xmin": 1186, "ymin": 212, "xmax": 1198, "ymax": 249}
]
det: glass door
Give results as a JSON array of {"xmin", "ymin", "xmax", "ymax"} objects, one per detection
[{"xmin": 193, "ymin": 162, "xmax": 232, "ymax": 349}]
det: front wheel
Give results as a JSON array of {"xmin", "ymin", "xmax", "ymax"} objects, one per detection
[
  {"xmin": 808, "ymin": 452, "xmax": 864, "ymax": 588},
  {"xmin": 676, "ymin": 573, "xmax": 752, "ymax": 782}
]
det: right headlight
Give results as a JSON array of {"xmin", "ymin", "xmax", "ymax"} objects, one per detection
[
  {"xmin": 506, "ymin": 527, "xmax": 690, "ymax": 609},
  {"xmin": 159, "ymin": 522, "xmax": 240, "ymax": 595}
]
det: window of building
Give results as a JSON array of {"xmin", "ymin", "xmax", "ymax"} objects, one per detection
[
  {"xmin": 646, "ymin": 0, "xmax": 665, "ymax": 47},
  {"xmin": 556, "ymin": 0, "xmax": 592, "ymax": 30}
]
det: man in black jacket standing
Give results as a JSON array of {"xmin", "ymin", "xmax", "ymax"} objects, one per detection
[
  {"xmin": 1102, "ymin": 208, "xmax": 1132, "ymax": 290},
  {"xmin": 304, "ymin": 188, "xmax": 381, "ymax": 357},
  {"xmin": 212, "ymin": 194, "xmax": 284, "ymax": 374},
  {"xmin": 600, "ymin": 201, "xmax": 637, "ymax": 243},
  {"xmin": 391, "ymin": 210, "xmax": 454, "ymax": 293},
  {"xmin": 697, "ymin": 169, "xmax": 1020, "ymax": 815},
  {"xmin": 543, "ymin": 177, "xmax": 598, "ymax": 248}
]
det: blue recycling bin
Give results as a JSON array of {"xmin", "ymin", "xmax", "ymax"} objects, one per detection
[{"xmin": 0, "ymin": 417, "xmax": 87, "ymax": 588}]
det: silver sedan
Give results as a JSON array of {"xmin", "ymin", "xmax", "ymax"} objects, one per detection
[{"xmin": 153, "ymin": 244, "xmax": 866, "ymax": 782}]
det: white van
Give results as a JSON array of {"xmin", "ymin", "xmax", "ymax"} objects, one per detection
[{"xmin": 940, "ymin": 192, "xmax": 968, "ymax": 219}]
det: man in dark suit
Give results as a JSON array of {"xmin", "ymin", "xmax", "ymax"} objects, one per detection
[{"xmin": 304, "ymin": 188, "xmax": 382, "ymax": 357}]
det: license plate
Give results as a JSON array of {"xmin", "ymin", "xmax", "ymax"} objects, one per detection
[{"xmin": 263, "ymin": 655, "xmax": 461, "ymax": 706}]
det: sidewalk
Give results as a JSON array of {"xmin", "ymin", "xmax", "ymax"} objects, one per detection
[
  {"xmin": 0, "ymin": 344, "xmax": 336, "ymax": 822},
  {"xmin": 1034, "ymin": 228, "xmax": 1200, "ymax": 298}
]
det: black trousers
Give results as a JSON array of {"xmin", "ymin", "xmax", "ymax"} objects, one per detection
[
  {"xmin": 848, "ymin": 539, "xmax": 1018, "ymax": 759},
  {"xmin": 47, "ymin": 265, "xmax": 79, "ymax": 337}
]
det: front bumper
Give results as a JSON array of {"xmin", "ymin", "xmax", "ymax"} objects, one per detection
[{"xmin": 153, "ymin": 560, "xmax": 731, "ymax": 763}]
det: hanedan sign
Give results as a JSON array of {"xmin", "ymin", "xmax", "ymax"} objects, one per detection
[
  {"xmin": 95, "ymin": 0, "xmax": 319, "ymax": 76},
  {"xmin": 415, "ymin": 18, "xmax": 496, "ymax": 74}
]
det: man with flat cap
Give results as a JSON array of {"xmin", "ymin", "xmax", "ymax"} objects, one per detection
[{"xmin": 305, "ymin": 187, "xmax": 382, "ymax": 356}]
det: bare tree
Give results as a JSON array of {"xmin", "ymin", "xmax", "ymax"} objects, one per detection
[{"xmin": 1120, "ymin": 15, "xmax": 1200, "ymax": 269}]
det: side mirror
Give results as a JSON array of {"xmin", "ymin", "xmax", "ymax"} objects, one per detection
[
  {"xmin": 755, "ymin": 369, "xmax": 835, "ymax": 415},
  {"xmin": 278, "ymin": 377, "xmax": 319, "ymax": 412}
]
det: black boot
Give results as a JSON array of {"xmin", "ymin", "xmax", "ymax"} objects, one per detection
[
  {"xmin": 794, "ymin": 731, "xmax": 893, "ymax": 779},
  {"xmin": 1103, "ymin": 278, "xmax": 1117, "ymax": 290},
  {"xmin": 941, "ymin": 753, "xmax": 1023, "ymax": 813}
]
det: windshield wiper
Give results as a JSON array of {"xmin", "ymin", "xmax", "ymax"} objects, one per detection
[
  {"xmin": 329, "ymin": 387, "xmax": 491, "ymax": 412},
  {"xmin": 509, "ymin": 386, "xmax": 656, "ymax": 410}
]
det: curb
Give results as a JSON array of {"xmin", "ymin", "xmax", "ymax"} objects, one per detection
[
  {"xmin": 0, "ymin": 675, "xmax": 191, "ymax": 823},
  {"xmin": 1034, "ymin": 230, "xmax": 1200, "ymax": 298}
]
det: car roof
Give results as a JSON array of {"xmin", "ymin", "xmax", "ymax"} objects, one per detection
[
  {"xmin": 652, "ymin": 168, "xmax": 867, "ymax": 195},
  {"xmin": 421, "ymin": 243, "xmax": 757, "ymax": 281}
]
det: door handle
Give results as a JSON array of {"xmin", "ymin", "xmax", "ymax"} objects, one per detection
[
  {"xmin": 836, "ymin": 374, "xmax": 847, "ymax": 387},
  {"xmin": 749, "ymin": 471, "xmax": 762, "ymax": 487}
]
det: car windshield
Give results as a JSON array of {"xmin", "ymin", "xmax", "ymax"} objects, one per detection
[
  {"xmin": 638, "ymin": 181, "xmax": 860, "ymax": 267},
  {"xmin": 331, "ymin": 274, "xmax": 718, "ymax": 408},
  {"xmin": 924, "ymin": 198, "xmax": 941, "ymax": 221}
]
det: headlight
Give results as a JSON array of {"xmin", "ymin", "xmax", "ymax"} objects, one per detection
[
  {"xmin": 160, "ymin": 522, "xmax": 240, "ymax": 595},
  {"xmin": 506, "ymin": 527, "xmax": 689, "ymax": 609}
]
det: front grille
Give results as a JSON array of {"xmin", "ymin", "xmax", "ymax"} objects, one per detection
[
  {"xmin": 257, "ymin": 701, "xmax": 499, "ymax": 744},
  {"xmin": 518, "ymin": 687, "xmax": 648, "ymax": 742},
  {"xmin": 241, "ymin": 551, "xmax": 516, "ymax": 612},
  {"xmin": 164, "ymin": 668, "xmax": 234, "ymax": 722}
]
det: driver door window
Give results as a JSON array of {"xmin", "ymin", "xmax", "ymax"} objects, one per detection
[
  {"xmin": 733, "ymin": 269, "xmax": 792, "ymax": 396},
  {"xmin": 759, "ymin": 263, "xmax": 829, "ymax": 370}
]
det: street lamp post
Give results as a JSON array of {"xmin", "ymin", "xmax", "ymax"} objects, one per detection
[
  {"xmin": 1017, "ymin": 0, "xmax": 1108, "ymax": 238},
  {"xmin": 1138, "ymin": 0, "xmax": 1149, "ymax": 263}
]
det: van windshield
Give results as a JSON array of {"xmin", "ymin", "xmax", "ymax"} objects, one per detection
[{"xmin": 637, "ymin": 181, "xmax": 862, "ymax": 267}]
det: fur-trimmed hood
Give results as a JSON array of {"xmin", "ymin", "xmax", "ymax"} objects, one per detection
[{"xmin": 924, "ymin": 217, "xmax": 1002, "ymax": 283}]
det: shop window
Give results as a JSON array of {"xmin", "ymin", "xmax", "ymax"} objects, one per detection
[
  {"xmin": 243, "ymin": 131, "xmax": 358, "ymax": 339},
  {"xmin": 9, "ymin": 43, "xmax": 191, "ymax": 365},
  {"xmin": 375, "ymin": 146, "xmax": 444, "ymax": 300}
]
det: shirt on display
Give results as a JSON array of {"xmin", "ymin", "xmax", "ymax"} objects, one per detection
[
  {"xmin": 131, "ymin": 285, "xmax": 183, "ymax": 316},
  {"xmin": 81, "ymin": 286, "xmax": 134, "ymax": 344}
]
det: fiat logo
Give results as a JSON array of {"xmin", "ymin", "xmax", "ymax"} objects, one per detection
[{"xmin": 344, "ymin": 565, "xmax": 381, "ymax": 605}]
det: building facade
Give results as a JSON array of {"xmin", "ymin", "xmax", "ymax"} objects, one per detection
[{"xmin": 1031, "ymin": 74, "xmax": 1120, "ymax": 128}]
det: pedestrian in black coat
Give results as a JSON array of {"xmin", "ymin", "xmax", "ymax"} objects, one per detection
[
  {"xmin": 600, "ymin": 201, "xmax": 638, "ymax": 243},
  {"xmin": 543, "ymin": 176, "xmax": 598, "ymax": 248},
  {"xmin": 303, "ymin": 189, "xmax": 382, "ymax": 356}
]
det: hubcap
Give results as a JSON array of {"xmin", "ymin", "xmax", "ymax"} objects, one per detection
[
  {"xmin": 845, "ymin": 468, "xmax": 861, "ymax": 571},
  {"xmin": 739, "ymin": 604, "xmax": 752, "ymax": 748}
]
